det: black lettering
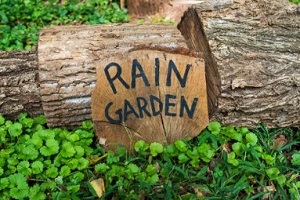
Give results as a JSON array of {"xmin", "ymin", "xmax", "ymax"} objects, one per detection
[
  {"xmin": 155, "ymin": 58, "xmax": 160, "ymax": 86},
  {"xmin": 180, "ymin": 96, "xmax": 198, "ymax": 119},
  {"xmin": 131, "ymin": 59, "xmax": 150, "ymax": 88},
  {"xmin": 137, "ymin": 97, "xmax": 151, "ymax": 118},
  {"xmin": 150, "ymin": 95, "xmax": 163, "ymax": 116},
  {"xmin": 166, "ymin": 60, "xmax": 191, "ymax": 87},
  {"xmin": 104, "ymin": 62, "xmax": 129, "ymax": 94},
  {"xmin": 124, "ymin": 99, "xmax": 139, "ymax": 121},
  {"xmin": 105, "ymin": 102, "xmax": 122, "ymax": 124},
  {"xmin": 165, "ymin": 94, "xmax": 177, "ymax": 117}
]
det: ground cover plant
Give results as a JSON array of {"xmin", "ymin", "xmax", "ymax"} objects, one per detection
[
  {"xmin": 0, "ymin": 114, "xmax": 299, "ymax": 199},
  {"xmin": 0, "ymin": 0, "xmax": 128, "ymax": 51}
]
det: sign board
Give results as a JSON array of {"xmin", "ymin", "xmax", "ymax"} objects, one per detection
[{"xmin": 92, "ymin": 47, "xmax": 208, "ymax": 150}]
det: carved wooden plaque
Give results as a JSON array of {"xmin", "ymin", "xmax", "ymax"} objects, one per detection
[{"xmin": 92, "ymin": 47, "xmax": 208, "ymax": 150}]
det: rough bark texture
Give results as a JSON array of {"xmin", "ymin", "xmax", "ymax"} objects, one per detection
[
  {"xmin": 178, "ymin": 7, "xmax": 221, "ymax": 117},
  {"xmin": 195, "ymin": 0, "xmax": 300, "ymax": 127},
  {"xmin": 38, "ymin": 24, "xmax": 187, "ymax": 127},
  {"xmin": 0, "ymin": 51, "xmax": 42, "ymax": 119}
]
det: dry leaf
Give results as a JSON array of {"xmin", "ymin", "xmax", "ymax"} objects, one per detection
[
  {"xmin": 90, "ymin": 178, "xmax": 105, "ymax": 198},
  {"xmin": 223, "ymin": 142, "xmax": 231, "ymax": 153},
  {"xmin": 262, "ymin": 183, "xmax": 276, "ymax": 199},
  {"xmin": 99, "ymin": 137, "xmax": 107, "ymax": 145},
  {"xmin": 271, "ymin": 135, "xmax": 287, "ymax": 149},
  {"xmin": 194, "ymin": 187, "xmax": 205, "ymax": 197}
]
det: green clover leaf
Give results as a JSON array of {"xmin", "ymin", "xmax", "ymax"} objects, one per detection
[
  {"xmin": 266, "ymin": 167, "xmax": 280, "ymax": 179},
  {"xmin": 77, "ymin": 157, "xmax": 89, "ymax": 170},
  {"xmin": 60, "ymin": 165, "xmax": 71, "ymax": 177},
  {"xmin": 32, "ymin": 161, "xmax": 44, "ymax": 175},
  {"xmin": 208, "ymin": 121, "xmax": 221, "ymax": 135},
  {"xmin": 246, "ymin": 132, "xmax": 258, "ymax": 146},
  {"xmin": 134, "ymin": 140, "xmax": 149, "ymax": 155},
  {"xmin": 8, "ymin": 122, "xmax": 22, "ymax": 137},
  {"xmin": 175, "ymin": 140, "xmax": 188, "ymax": 152},
  {"xmin": 46, "ymin": 166, "xmax": 58, "ymax": 178},
  {"xmin": 95, "ymin": 163, "xmax": 110, "ymax": 173},
  {"xmin": 291, "ymin": 152, "xmax": 300, "ymax": 166},
  {"xmin": 17, "ymin": 161, "xmax": 32, "ymax": 176},
  {"xmin": 150, "ymin": 142, "xmax": 164, "ymax": 157},
  {"xmin": 61, "ymin": 141, "xmax": 76, "ymax": 158}
]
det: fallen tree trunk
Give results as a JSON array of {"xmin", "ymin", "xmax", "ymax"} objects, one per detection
[
  {"xmin": 0, "ymin": 51, "xmax": 42, "ymax": 119},
  {"xmin": 193, "ymin": 0, "xmax": 300, "ymax": 127},
  {"xmin": 38, "ymin": 0, "xmax": 300, "ymax": 128}
]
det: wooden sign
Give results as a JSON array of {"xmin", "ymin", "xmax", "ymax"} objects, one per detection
[{"xmin": 92, "ymin": 47, "xmax": 208, "ymax": 150}]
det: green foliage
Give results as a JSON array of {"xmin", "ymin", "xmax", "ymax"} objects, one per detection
[
  {"xmin": 289, "ymin": 0, "xmax": 300, "ymax": 4},
  {"xmin": 0, "ymin": 0, "xmax": 128, "ymax": 51},
  {"xmin": 91, "ymin": 122, "xmax": 300, "ymax": 199},
  {"xmin": 0, "ymin": 114, "xmax": 299, "ymax": 199},
  {"xmin": 150, "ymin": 17, "xmax": 175, "ymax": 25},
  {"xmin": 208, "ymin": 121, "xmax": 221, "ymax": 135},
  {"xmin": 0, "ymin": 113, "xmax": 95, "ymax": 199},
  {"xmin": 291, "ymin": 152, "xmax": 300, "ymax": 166},
  {"xmin": 31, "ymin": 161, "xmax": 44, "ymax": 174},
  {"xmin": 149, "ymin": 142, "xmax": 163, "ymax": 156}
]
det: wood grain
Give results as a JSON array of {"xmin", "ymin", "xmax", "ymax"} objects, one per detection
[{"xmin": 92, "ymin": 48, "xmax": 208, "ymax": 150}]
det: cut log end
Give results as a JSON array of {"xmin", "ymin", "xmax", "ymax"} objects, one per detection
[
  {"xmin": 91, "ymin": 47, "xmax": 209, "ymax": 150},
  {"xmin": 178, "ymin": 7, "xmax": 221, "ymax": 117}
]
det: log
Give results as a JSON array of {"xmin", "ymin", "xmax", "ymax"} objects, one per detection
[
  {"xmin": 0, "ymin": 51, "xmax": 42, "ymax": 119},
  {"xmin": 38, "ymin": 24, "xmax": 187, "ymax": 127},
  {"xmin": 38, "ymin": 0, "xmax": 300, "ymax": 128},
  {"xmin": 193, "ymin": 0, "xmax": 300, "ymax": 127}
]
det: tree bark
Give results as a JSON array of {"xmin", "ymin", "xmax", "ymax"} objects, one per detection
[
  {"xmin": 0, "ymin": 51, "xmax": 42, "ymax": 119},
  {"xmin": 194, "ymin": 0, "xmax": 300, "ymax": 127},
  {"xmin": 37, "ymin": 0, "xmax": 300, "ymax": 128}
]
